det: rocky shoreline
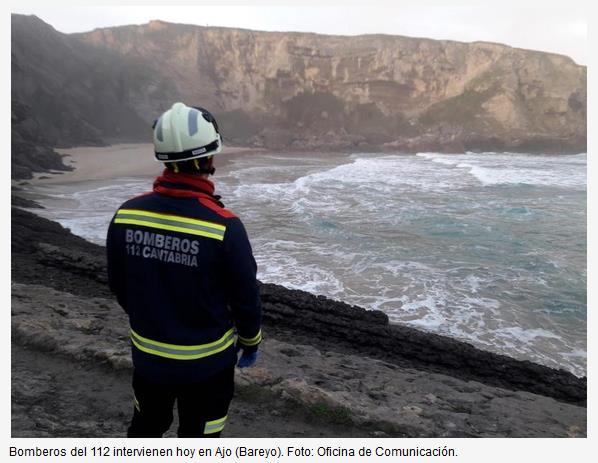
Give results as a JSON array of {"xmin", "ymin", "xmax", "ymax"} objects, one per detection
[{"xmin": 11, "ymin": 206, "xmax": 587, "ymax": 437}]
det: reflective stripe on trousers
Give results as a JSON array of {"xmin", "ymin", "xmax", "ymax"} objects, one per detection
[
  {"xmin": 204, "ymin": 416, "xmax": 227, "ymax": 434},
  {"xmin": 130, "ymin": 328, "xmax": 236, "ymax": 360}
]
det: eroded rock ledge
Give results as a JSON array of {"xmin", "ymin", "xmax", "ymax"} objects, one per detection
[{"xmin": 11, "ymin": 283, "xmax": 586, "ymax": 437}]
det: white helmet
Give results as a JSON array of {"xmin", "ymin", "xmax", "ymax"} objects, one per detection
[{"xmin": 153, "ymin": 102, "xmax": 222, "ymax": 163}]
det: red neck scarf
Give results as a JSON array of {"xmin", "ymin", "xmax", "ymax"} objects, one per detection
[{"xmin": 153, "ymin": 169, "xmax": 217, "ymax": 199}]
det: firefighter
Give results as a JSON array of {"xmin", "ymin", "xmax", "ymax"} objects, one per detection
[{"xmin": 106, "ymin": 102, "xmax": 262, "ymax": 438}]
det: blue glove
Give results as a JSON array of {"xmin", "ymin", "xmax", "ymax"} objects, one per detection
[{"xmin": 237, "ymin": 350, "xmax": 259, "ymax": 368}]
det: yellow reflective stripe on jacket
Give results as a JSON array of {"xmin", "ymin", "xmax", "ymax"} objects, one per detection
[
  {"xmin": 204, "ymin": 415, "xmax": 227, "ymax": 434},
  {"xmin": 115, "ymin": 208, "xmax": 226, "ymax": 241},
  {"xmin": 238, "ymin": 329, "xmax": 262, "ymax": 346},
  {"xmin": 130, "ymin": 328, "xmax": 235, "ymax": 360}
]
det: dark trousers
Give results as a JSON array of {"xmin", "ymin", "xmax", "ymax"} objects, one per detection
[{"xmin": 127, "ymin": 366, "xmax": 235, "ymax": 438}]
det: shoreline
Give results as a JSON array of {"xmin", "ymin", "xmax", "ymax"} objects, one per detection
[
  {"xmin": 10, "ymin": 207, "xmax": 587, "ymax": 437},
  {"xmin": 13, "ymin": 144, "xmax": 587, "ymax": 379},
  {"xmin": 10, "ymin": 207, "xmax": 587, "ymax": 400},
  {"xmin": 33, "ymin": 143, "xmax": 268, "ymax": 185},
  {"xmin": 11, "ymin": 188, "xmax": 589, "ymax": 381},
  {"xmin": 20, "ymin": 143, "xmax": 586, "ymax": 188}
]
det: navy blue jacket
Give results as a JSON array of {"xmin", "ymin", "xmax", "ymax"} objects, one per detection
[{"xmin": 106, "ymin": 169, "xmax": 262, "ymax": 384}]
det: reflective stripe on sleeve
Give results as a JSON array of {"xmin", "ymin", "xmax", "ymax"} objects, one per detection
[
  {"xmin": 204, "ymin": 415, "xmax": 227, "ymax": 434},
  {"xmin": 238, "ymin": 329, "xmax": 262, "ymax": 346},
  {"xmin": 130, "ymin": 328, "xmax": 235, "ymax": 360},
  {"xmin": 115, "ymin": 209, "xmax": 226, "ymax": 241}
]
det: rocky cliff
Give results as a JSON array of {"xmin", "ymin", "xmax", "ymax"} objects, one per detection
[
  {"xmin": 11, "ymin": 15, "xmax": 149, "ymax": 149},
  {"xmin": 12, "ymin": 14, "xmax": 586, "ymax": 155}
]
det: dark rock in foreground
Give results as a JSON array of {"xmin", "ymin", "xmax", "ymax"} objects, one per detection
[
  {"xmin": 11, "ymin": 194, "xmax": 43, "ymax": 209},
  {"xmin": 260, "ymin": 285, "xmax": 586, "ymax": 406},
  {"xmin": 11, "ymin": 207, "xmax": 586, "ymax": 408},
  {"xmin": 11, "ymin": 208, "xmax": 110, "ymax": 298},
  {"xmin": 11, "ymin": 99, "xmax": 73, "ymax": 180}
]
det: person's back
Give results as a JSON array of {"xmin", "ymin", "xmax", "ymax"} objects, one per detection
[{"xmin": 106, "ymin": 103, "xmax": 262, "ymax": 437}]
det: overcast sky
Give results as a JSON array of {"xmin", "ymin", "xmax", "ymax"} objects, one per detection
[{"xmin": 11, "ymin": 1, "xmax": 588, "ymax": 65}]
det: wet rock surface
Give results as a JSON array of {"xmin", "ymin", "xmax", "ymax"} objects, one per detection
[{"xmin": 11, "ymin": 208, "xmax": 587, "ymax": 437}]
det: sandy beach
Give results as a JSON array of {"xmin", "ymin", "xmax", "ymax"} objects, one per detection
[{"xmin": 30, "ymin": 143, "xmax": 266, "ymax": 185}]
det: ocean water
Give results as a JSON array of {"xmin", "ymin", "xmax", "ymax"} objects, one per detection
[{"xmin": 30, "ymin": 151, "xmax": 587, "ymax": 376}]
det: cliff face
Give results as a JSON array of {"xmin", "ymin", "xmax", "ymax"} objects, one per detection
[
  {"xmin": 11, "ymin": 15, "xmax": 150, "ymax": 148},
  {"xmin": 12, "ymin": 15, "xmax": 586, "ymax": 153}
]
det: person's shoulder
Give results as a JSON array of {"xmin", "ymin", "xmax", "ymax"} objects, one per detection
[
  {"xmin": 194, "ymin": 198, "xmax": 249, "ymax": 240},
  {"xmin": 196, "ymin": 196, "xmax": 238, "ymax": 220}
]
